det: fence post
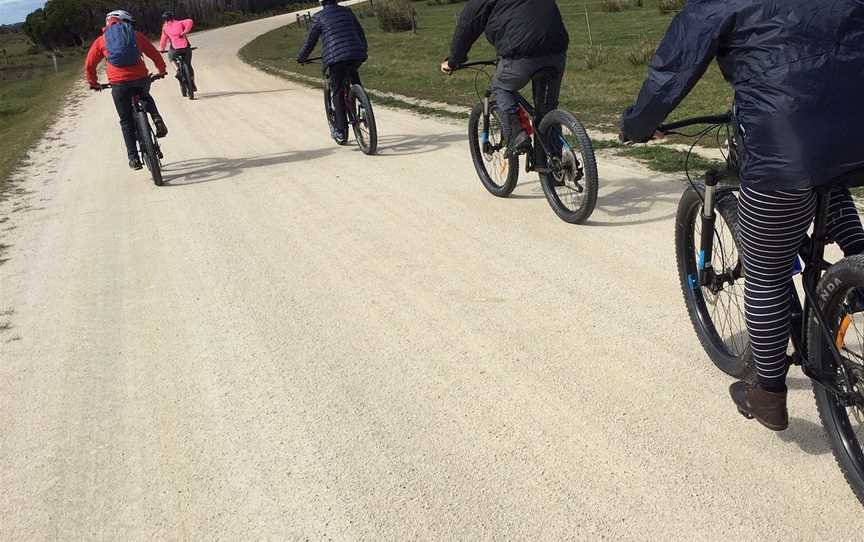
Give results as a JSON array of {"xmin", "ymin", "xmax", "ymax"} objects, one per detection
[{"xmin": 51, "ymin": 52, "xmax": 58, "ymax": 73}]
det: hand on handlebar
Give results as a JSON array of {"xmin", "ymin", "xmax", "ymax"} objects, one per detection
[
  {"xmin": 440, "ymin": 59, "xmax": 454, "ymax": 75},
  {"xmin": 89, "ymin": 83, "xmax": 103, "ymax": 92}
]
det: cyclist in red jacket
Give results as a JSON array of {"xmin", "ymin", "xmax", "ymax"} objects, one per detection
[{"xmin": 85, "ymin": 10, "xmax": 168, "ymax": 170}]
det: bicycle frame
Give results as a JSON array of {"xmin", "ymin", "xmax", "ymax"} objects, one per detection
[{"xmin": 477, "ymin": 87, "xmax": 558, "ymax": 175}]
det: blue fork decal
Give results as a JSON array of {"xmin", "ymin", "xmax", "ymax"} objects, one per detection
[
  {"xmin": 688, "ymin": 273, "xmax": 697, "ymax": 290},
  {"xmin": 697, "ymin": 249, "xmax": 705, "ymax": 271},
  {"xmin": 559, "ymin": 136, "xmax": 572, "ymax": 151},
  {"xmin": 482, "ymin": 131, "xmax": 489, "ymax": 144}
]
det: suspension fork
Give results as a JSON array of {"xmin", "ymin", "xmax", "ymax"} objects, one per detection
[
  {"xmin": 481, "ymin": 89, "xmax": 492, "ymax": 147},
  {"xmin": 697, "ymin": 169, "xmax": 721, "ymax": 286}
]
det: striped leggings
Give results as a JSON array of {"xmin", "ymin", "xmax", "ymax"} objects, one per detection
[{"xmin": 739, "ymin": 187, "xmax": 864, "ymax": 390}]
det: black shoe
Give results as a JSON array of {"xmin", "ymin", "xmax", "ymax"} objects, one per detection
[
  {"xmin": 504, "ymin": 115, "xmax": 531, "ymax": 158},
  {"xmin": 729, "ymin": 381, "xmax": 789, "ymax": 431},
  {"xmin": 331, "ymin": 127, "xmax": 347, "ymax": 144},
  {"xmin": 152, "ymin": 116, "xmax": 168, "ymax": 138},
  {"xmin": 129, "ymin": 158, "xmax": 143, "ymax": 170}
]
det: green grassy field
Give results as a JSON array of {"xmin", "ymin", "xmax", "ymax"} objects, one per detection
[
  {"xmin": 240, "ymin": 0, "xmax": 732, "ymax": 129},
  {"xmin": 1, "ymin": 32, "xmax": 84, "ymax": 187}
]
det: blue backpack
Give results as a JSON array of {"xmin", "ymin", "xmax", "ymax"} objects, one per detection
[{"xmin": 104, "ymin": 22, "xmax": 140, "ymax": 67}]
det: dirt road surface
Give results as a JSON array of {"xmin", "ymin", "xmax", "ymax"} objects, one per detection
[{"xmin": 2, "ymin": 8, "xmax": 862, "ymax": 540}]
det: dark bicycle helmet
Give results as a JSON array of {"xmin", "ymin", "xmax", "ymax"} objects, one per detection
[{"xmin": 161, "ymin": 11, "xmax": 174, "ymax": 21}]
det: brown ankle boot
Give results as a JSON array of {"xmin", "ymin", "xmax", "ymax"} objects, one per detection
[{"xmin": 729, "ymin": 381, "xmax": 788, "ymax": 431}]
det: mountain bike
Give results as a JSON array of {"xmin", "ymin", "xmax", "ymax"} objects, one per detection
[
  {"xmin": 453, "ymin": 60, "xmax": 598, "ymax": 224},
  {"xmin": 301, "ymin": 57, "xmax": 377, "ymax": 155},
  {"xmin": 98, "ymin": 74, "xmax": 166, "ymax": 186},
  {"xmin": 662, "ymin": 111, "xmax": 864, "ymax": 505},
  {"xmin": 162, "ymin": 47, "xmax": 197, "ymax": 100}
]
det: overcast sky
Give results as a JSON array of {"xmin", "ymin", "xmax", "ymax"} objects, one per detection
[{"xmin": 0, "ymin": 0, "xmax": 44, "ymax": 24}]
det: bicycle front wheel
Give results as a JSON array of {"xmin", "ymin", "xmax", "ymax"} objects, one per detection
[
  {"xmin": 675, "ymin": 183, "xmax": 751, "ymax": 379},
  {"xmin": 349, "ymin": 84, "xmax": 377, "ymax": 155},
  {"xmin": 467, "ymin": 101, "xmax": 518, "ymax": 197},
  {"xmin": 135, "ymin": 112, "xmax": 163, "ymax": 186},
  {"xmin": 809, "ymin": 255, "xmax": 864, "ymax": 507},
  {"xmin": 537, "ymin": 110, "xmax": 598, "ymax": 224}
]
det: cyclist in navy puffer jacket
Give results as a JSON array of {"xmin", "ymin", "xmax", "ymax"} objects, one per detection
[{"xmin": 297, "ymin": 0, "xmax": 368, "ymax": 140}]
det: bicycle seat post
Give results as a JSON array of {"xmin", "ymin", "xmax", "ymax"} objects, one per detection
[{"xmin": 804, "ymin": 191, "xmax": 831, "ymax": 288}]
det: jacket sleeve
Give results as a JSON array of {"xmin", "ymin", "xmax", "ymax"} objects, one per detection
[
  {"xmin": 181, "ymin": 19, "xmax": 194, "ymax": 35},
  {"xmin": 159, "ymin": 25, "xmax": 168, "ymax": 51},
  {"xmin": 621, "ymin": 1, "xmax": 732, "ymax": 142},
  {"xmin": 297, "ymin": 18, "xmax": 322, "ymax": 63},
  {"xmin": 137, "ymin": 32, "xmax": 167, "ymax": 73},
  {"xmin": 448, "ymin": 0, "xmax": 492, "ymax": 67},
  {"xmin": 84, "ymin": 37, "xmax": 103, "ymax": 86}
]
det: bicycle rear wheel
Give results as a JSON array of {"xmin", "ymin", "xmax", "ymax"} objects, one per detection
[
  {"xmin": 675, "ymin": 183, "xmax": 752, "ymax": 379},
  {"xmin": 323, "ymin": 84, "xmax": 347, "ymax": 145},
  {"xmin": 135, "ymin": 111, "xmax": 163, "ymax": 186},
  {"xmin": 537, "ymin": 110, "xmax": 597, "ymax": 223},
  {"xmin": 349, "ymin": 84, "xmax": 377, "ymax": 155},
  {"xmin": 467, "ymin": 101, "xmax": 518, "ymax": 197},
  {"xmin": 809, "ymin": 255, "xmax": 864, "ymax": 506}
]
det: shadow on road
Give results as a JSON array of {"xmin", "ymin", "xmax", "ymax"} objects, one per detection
[
  {"xmin": 194, "ymin": 89, "xmax": 295, "ymax": 100},
  {"xmin": 373, "ymin": 132, "xmax": 466, "ymax": 157},
  {"xmin": 161, "ymin": 148, "xmax": 334, "ymax": 186},
  {"xmin": 585, "ymin": 177, "xmax": 683, "ymax": 227},
  {"xmin": 778, "ymin": 417, "xmax": 833, "ymax": 455}
]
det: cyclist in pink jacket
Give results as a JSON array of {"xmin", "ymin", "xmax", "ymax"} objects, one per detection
[{"xmin": 159, "ymin": 11, "xmax": 196, "ymax": 95}]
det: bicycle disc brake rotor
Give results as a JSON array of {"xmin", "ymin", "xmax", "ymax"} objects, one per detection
[{"xmin": 553, "ymin": 149, "xmax": 582, "ymax": 187}]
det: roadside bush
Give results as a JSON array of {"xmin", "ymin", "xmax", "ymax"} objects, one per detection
[
  {"xmin": 584, "ymin": 45, "xmax": 608, "ymax": 70},
  {"xmin": 601, "ymin": 0, "xmax": 629, "ymax": 12},
  {"xmin": 375, "ymin": 0, "xmax": 416, "ymax": 32},
  {"xmin": 658, "ymin": 0, "xmax": 686, "ymax": 13},
  {"xmin": 626, "ymin": 34, "xmax": 656, "ymax": 66}
]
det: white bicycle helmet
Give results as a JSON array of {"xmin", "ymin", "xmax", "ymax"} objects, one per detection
[{"xmin": 105, "ymin": 10, "xmax": 135, "ymax": 24}]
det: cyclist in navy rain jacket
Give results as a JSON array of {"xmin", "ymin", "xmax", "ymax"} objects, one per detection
[
  {"xmin": 621, "ymin": 0, "xmax": 864, "ymax": 432},
  {"xmin": 297, "ymin": 0, "xmax": 368, "ymax": 140}
]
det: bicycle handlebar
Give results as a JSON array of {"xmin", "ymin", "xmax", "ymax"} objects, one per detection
[
  {"xmin": 95, "ymin": 73, "xmax": 166, "ymax": 90},
  {"xmin": 658, "ymin": 112, "xmax": 732, "ymax": 133},
  {"xmin": 453, "ymin": 59, "xmax": 497, "ymax": 70},
  {"xmin": 299, "ymin": 56, "xmax": 322, "ymax": 64}
]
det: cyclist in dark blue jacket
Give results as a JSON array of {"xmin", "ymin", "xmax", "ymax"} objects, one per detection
[
  {"xmin": 621, "ymin": 0, "xmax": 864, "ymax": 431},
  {"xmin": 297, "ymin": 0, "xmax": 368, "ymax": 141}
]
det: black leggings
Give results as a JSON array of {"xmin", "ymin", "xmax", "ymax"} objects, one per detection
[
  {"xmin": 111, "ymin": 78, "xmax": 160, "ymax": 160},
  {"xmin": 327, "ymin": 60, "xmax": 361, "ymax": 135},
  {"xmin": 739, "ymin": 187, "xmax": 864, "ymax": 389}
]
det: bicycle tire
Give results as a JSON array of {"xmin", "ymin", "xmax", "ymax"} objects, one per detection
[
  {"xmin": 135, "ymin": 112, "xmax": 163, "ymax": 186},
  {"xmin": 675, "ymin": 183, "xmax": 752, "ymax": 379},
  {"xmin": 809, "ymin": 255, "xmax": 864, "ymax": 507},
  {"xmin": 467, "ymin": 101, "xmax": 518, "ymax": 197},
  {"xmin": 322, "ymin": 84, "xmax": 347, "ymax": 145},
  {"xmin": 537, "ymin": 110, "xmax": 598, "ymax": 223},
  {"xmin": 349, "ymin": 84, "xmax": 377, "ymax": 155}
]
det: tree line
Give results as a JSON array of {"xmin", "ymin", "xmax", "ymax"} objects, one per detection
[{"xmin": 22, "ymin": 0, "xmax": 311, "ymax": 49}]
